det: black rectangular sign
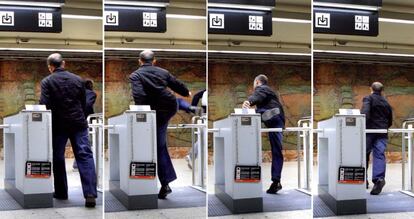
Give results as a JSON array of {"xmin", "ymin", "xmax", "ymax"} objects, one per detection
[
  {"xmin": 315, "ymin": 0, "xmax": 382, "ymax": 7},
  {"xmin": 104, "ymin": 5, "xmax": 166, "ymax": 32},
  {"xmin": 130, "ymin": 162, "xmax": 156, "ymax": 179},
  {"xmin": 208, "ymin": 8, "xmax": 272, "ymax": 36},
  {"xmin": 338, "ymin": 166, "xmax": 365, "ymax": 184},
  {"xmin": 234, "ymin": 165, "xmax": 261, "ymax": 183},
  {"xmin": 108, "ymin": 0, "xmax": 169, "ymax": 3},
  {"xmin": 26, "ymin": 161, "xmax": 52, "ymax": 178},
  {"xmin": 314, "ymin": 7, "xmax": 378, "ymax": 36},
  {"xmin": 0, "ymin": 6, "xmax": 62, "ymax": 33},
  {"xmin": 209, "ymin": 0, "xmax": 275, "ymax": 7}
]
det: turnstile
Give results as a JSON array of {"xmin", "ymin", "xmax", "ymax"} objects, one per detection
[
  {"xmin": 108, "ymin": 105, "xmax": 158, "ymax": 210},
  {"xmin": 213, "ymin": 109, "xmax": 263, "ymax": 214},
  {"xmin": 3, "ymin": 105, "xmax": 53, "ymax": 208},
  {"xmin": 317, "ymin": 110, "xmax": 367, "ymax": 215},
  {"xmin": 88, "ymin": 113, "xmax": 104, "ymax": 192}
]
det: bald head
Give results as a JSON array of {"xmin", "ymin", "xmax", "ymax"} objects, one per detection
[
  {"xmin": 47, "ymin": 53, "xmax": 63, "ymax": 68},
  {"xmin": 371, "ymin": 82, "xmax": 384, "ymax": 93},
  {"xmin": 139, "ymin": 50, "xmax": 155, "ymax": 64}
]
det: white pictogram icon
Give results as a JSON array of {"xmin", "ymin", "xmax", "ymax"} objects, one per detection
[
  {"xmin": 249, "ymin": 15, "xmax": 263, "ymax": 31},
  {"xmin": 105, "ymin": 11, "xmax": 119, "ymax": 26},
  {"xmin": 39, "ymin": 12, "xmax": 53, "ymax": 27},
  {"xmin": 143, "ymin": 12, "xmax": 157, "ymax": 27},
  {"xmin": 355, "ymin": 15, "xmax": 369, "ymax": 31},
  {"xmin": 210, "ymin": 13, "xmax": 224, "ymax": 29},
  {"xmin": 315, "ymin": 13, "xmax": 330, "ymax": 28},
  {"xmin": 0, "ymin": 11, "xmax": 14, "ymax": 26}
]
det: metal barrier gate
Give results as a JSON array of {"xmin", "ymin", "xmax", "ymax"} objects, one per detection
[
  {"xmin": 87, "ymin": 113, "xmax": 104, "ymax": 192},
  {"xmin": 209, "ymin": 116, "xmax": 312, "ymax": 194},
  {"xmin": 168, "ymin": 115, "xmax": 207, "ymax": 191}
]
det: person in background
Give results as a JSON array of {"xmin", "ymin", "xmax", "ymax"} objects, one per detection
[{"xmin": 73, "ymin": 79, "xmax": 97, "ymax": 171}]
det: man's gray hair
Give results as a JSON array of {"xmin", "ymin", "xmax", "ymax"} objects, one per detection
[
  {"xmin": 371, "ymin": 82, "xmax": 384, "ymax": 93},
  {"xmin": 255, "ymin": 74, "xmax": 268, "ymax": 85}
]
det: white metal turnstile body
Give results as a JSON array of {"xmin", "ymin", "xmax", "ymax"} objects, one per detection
[
  {"xmin": 108, "ymin": 105, "xmax": 158, "ymax": 210},
  {"xmin": 318, "ymin": 112, "xmax": 367, "ymax": 215},
  {"xmin": 213, "ymin": 110, "xmax": 263, "ymax": 214},
  {"xmin": 3, "ymin": 105, "xmax": 53, "ymax": 208}
]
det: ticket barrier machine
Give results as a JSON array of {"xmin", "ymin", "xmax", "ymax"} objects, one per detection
[
  {"xmin": 108, "ymin": 105, "xmax": 158, "ymax": 210},
  {"xmin": 87, "ymin": 113, "xmax": 104, "ymax": 192},
  {"xmin": 3, "ymin": 105, "xmax": 53, "ymax": 208},
  {"xmin": 317, "ymin": 110, "xmax": 367, "ymax": 215},
  {"xmin": 213, "ymin": 109, "xmax": 263, "ymax": 214}
]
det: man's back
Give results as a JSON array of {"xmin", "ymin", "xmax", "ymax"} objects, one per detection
[
  {"xmin": 40, "ymin": 68, "xmax": 88, "ymax": 132},
  {"xmin": 248, "ymin": 85, "xmax": 286, "ymax": 123},
  {"xmin": 361, "ymin": 92, "xmax": 393, "ymax": 130},
  {"xmin": 129, "ymin": 63, "xmax": 189, "ymax": 111}
]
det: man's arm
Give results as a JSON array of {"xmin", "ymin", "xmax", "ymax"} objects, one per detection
[
  {"xmin": 39, "ymin": 79, "xmax": 51, "ymax": 108},
  {"xmin": 361, "ymin": 96, "xmax": 371, "ymax": 121},
  {"xmin": 167, "ymin": 72, "xmax": 190, "ymax": 97},
  {"xmin": 247, "ymin": 87, "xmax": 267, "ymax": 107},
  {"xmin": 388, "ymin": 106, "xmax": 393, "ymax": 128},
  {"xmin": 129, "ymin": 73, "xmax": 147, "ymax": 105},
  {"xmin": 80, "ymin": 81, "xmax": 87, "ymax": 115}
]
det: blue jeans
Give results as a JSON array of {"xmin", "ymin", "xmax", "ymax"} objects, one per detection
[
  {"xmin": 177, "ymin": 98, "xmax": 192, "ymax": 113},
  {"xmin": 366, "ymin": 134, "xmax": 388, "ymax": 182},
  {"xmin": 263, "ymin": 115, "xmax": 285, "ymax": 182},
  {"xmin": 53, "ymin": 128, "xmax": 97, "ymax": 198},
  {"xmin": 156, "ymin": 110, "xmax": 178, "ymax": 186}
]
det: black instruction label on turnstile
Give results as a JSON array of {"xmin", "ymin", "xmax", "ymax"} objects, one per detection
[
  {"xmin": 136, "ymin": 113, "xmax": 147, "ymax": 122},
  {"xmin": 338, "ymin": 166, "xmax": 365, "ymax": 184},
  {"xmin": 240, "ymin": 117, "xmax": 252, "ymax": 126},
  {"xmin": 32, "ymin": 113, "xmax": 42, "ymax": 122},
  {"xmin": 130, "ymin": 162, "xmax": 156, "ymax": 179},
  {"xmin": 234, "ymin": 165, "xmax": 261, "ymax": 183},
  {"xmin": 25, "ymin": 161, "xmax": 51, "ymax": 178}
]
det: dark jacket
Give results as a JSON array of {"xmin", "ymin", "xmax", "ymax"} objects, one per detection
[
  {"xmin": 85, "ymin": 89, "xmax": 97, "ymax": 117},
  {"xmin": 248, "ymin": 85, "xmax": 286, "ymax": 124},
  {"xmin": 40, "ymin": 67, "xmax": 88, "ymax": 133},
  {"xmin": 361, "ymin": 92, "xmax": 393, "ymax": 130},
  {"xmin": 129, "ymin": 63, "xmax": 190, "ymax": 112}
]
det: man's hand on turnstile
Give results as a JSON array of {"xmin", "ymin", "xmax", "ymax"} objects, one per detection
[{"xmin": 242, "ymin": 100, "xmax": 251, "ymax": 109}]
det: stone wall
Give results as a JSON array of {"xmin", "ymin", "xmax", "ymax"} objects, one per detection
[
  {"xmin": 0, "ymin": 59, "xmax": 103, "ymax": 153},
  {"xmin": 314, "ymin": 62, "xmax": 414, "ymax": 160}
]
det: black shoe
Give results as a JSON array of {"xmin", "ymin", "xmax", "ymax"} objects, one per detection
[
  {"xmin": 85, "ymin": 195, "xmax": 96, "ymax": 208},
  {"xmin": 53, "ymin": 193, "xmax": 68, "ymax": 200},
  {"xmin": 266, "ymin": 181, "xmax": 282, "ymax": 194},
  {"xmin": 158, "ymin": 184, "xmax": 172, "ymax": 199},
  {"xmin": 370, "ymin": 179, "xmax": 385, "ymax": 195}
]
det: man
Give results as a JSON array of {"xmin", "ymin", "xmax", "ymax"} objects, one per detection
[
  {"xmin": 361, "ymin": 82, "xmax": 393, "ymax": 195},
  {"xmin": 73, "ymin": 79, "xmax": 97, "ymax": 170},
  {"xmin": 242, "ymin": 74, "xmax": 285, "ymax": 194},
  {"xmin": 130, "ymin": 50, "xmax": 190, "ymax": 199},
  {"xmin": 40, "ymin": 53, "xmax": 97, "ymax": 207}
]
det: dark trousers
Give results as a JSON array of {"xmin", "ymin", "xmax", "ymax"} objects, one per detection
[
  {"xmin": 53, "ymin": 128, "xmax": 97, "ymax": 198},
  {"xmin": 366, "ymin": 133, "xmax": 388, "ymax": 182},
  {"xmin": 156, "ymin": 110, "xmax": 178, "ymax": 186},
  {"xmin": 263, "ymin": 115, "xmax": 285, "ymax": 182}
]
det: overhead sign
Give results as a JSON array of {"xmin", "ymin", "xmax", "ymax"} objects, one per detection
[
  {"xmin": 315, "ymin": 0, "xmax": 382, "ymax": 7},
  {"xmin": 208, "ymin": 8, "xmax": 272, "ymax": 36},
  {"xmin": 209, "ymin": 0, "xmax": 275, "ymax": 7},
  {"xmin": 314, "ymin": 7, "xmax": 378, "ymax": 36},
  {"xmin": 104, "ymin": 5, "xmax": 166, "ymax": 32},
  {"xmin": 0, "ymin": 6, "xmax": 62, "ymax": 33}
]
